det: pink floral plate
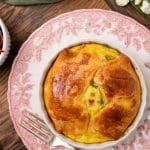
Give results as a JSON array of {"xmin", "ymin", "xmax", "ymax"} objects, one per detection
[{"xmin": 8, "ymin": 9, "xmax": 150, "ymax": 150}]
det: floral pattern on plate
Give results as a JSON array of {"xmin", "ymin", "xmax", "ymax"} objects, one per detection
[{"xmin": 8, "ymin": 9, "xmax": 150, "ymax": 150}]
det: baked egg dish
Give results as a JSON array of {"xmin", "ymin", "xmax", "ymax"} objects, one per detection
[{"xmin": 43, "ymin": 43, "xmax": 141, "ymax": 143}]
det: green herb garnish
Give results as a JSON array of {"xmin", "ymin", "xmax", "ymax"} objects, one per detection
[
  {"xmin": 90, "ymin": 79, "xmax": 98, "ymax": 88},
  {"xmin": 99, "ymin": 97, "xmax": 106, "ymax": 109},
  {"xmin": 105, "ymin": 55, "xmax": 115, "ymax": 60}
]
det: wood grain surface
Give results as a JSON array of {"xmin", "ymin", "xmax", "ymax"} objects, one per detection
[
  {"xmin": 0, "ymin": 1, "xmax": 110, "ymax": 150},
  {"xmin": 105, "ymin": 0, "xmax": 150, "ymax": 29}
]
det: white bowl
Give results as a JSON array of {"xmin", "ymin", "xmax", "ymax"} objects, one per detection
[
  {"xmin": 0, "ymin": 18, "xmax": 11, "ymax": 66},
  {"xmin": 40, "ymin": 42, "xmax": 147, "ymax": 150}
]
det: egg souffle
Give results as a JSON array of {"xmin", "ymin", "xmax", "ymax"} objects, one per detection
[{"xmin": 43, "ymin": 43, "xmax": 141, "ymax": 143}]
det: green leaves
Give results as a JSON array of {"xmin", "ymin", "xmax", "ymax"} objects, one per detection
[
  {"xmin": 130, "ymin": 0, "xmax": 150, "ymax": 18},
  {"xmin": 0, "ymin": 0, "xmax": 63, "ymax": 5},
  {"xmin": 146, "ymin": 0, "xmax": 150, "ymax": 3}
]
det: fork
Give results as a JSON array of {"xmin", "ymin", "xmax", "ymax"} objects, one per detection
[{"xmin": 20, "ymin": 109, "xmax": 75, "ymax": 150}]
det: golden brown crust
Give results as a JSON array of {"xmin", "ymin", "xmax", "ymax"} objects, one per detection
[
  {"xmin": 50, "ymin": 101, "xmax": 89, "ymax": 134},
  {"xmin": 44, "ymin": 45, "xmax": 98, "ymax": 135},
  {"xmin": 90, "ymin": 103, "xmax": 132, "ymax": 139},
  {"xmin": 43, "ymin": 43, "xmax": 141, "ymax": 143},
  {"xmin": 90, "ymin": 55, "xmax": 141, "ymax": 139},
  {"xmin": 95, "ymin": 55, "xmax": 137, "ymax": 99}
]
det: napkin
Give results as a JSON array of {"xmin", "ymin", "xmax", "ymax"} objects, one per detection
[{"xmin": 0, "ymin": 0, "xmax": 63, "ymax": 5}]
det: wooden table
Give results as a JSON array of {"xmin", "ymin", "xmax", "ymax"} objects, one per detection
[
  {"xmin": 0, "ymin": 1, "xmax": 110, "ymax": 149},
  {"xmin": 0, "ymin": 0, "xmax": 149, "ymax": 149}
]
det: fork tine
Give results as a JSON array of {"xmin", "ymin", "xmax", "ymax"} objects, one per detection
[
  {"xmin": 20, "ymin": 110, "xmax": 53, "ymax": 144},
  {"xmin": 24, "ymin": 111, "xmax": 51, "ymax": 135},
  {"xmin": 23, "ymin": 114, "xmax": 51, "ymax": 136},
  {"xmin": 26, "ymin": 110, "xmax": 45, "ymax": 123},
  {"xmin": 20, "ymin": 120, "xmax": 51, "ymax": 143},
  {"xmin": 20, "ymin": 110, "xmax": 75, "ymax": 150}
]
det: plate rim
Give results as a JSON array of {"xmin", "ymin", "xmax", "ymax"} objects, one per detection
[{"xmin": 7, "ymin": 9, "xmax": 150, "ymax": 150}]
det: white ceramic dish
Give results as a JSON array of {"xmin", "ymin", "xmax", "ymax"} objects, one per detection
[
  {"xmin": 0, "ymin": 18, "xmax": 11, "ymax": 66},
  {"xmin": 7, "ymin": 9, "xmax": 150, "ymax": 150},
  {"xmin": 39, "ymin": 41, "xmax": 147, "ymax": 150}
]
